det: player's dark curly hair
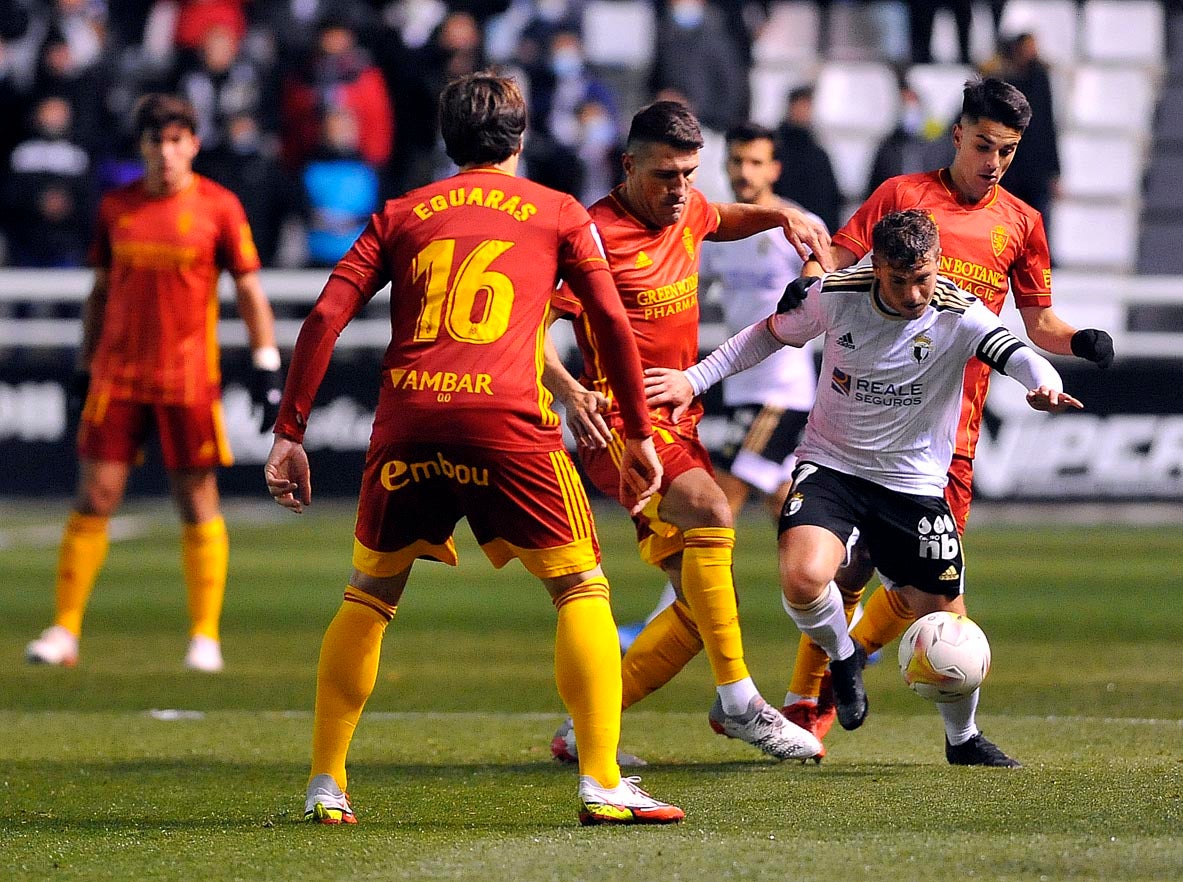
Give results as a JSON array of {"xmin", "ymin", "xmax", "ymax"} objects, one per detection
[
  {"xmin": 132, "ymin": 93, "xmax": 198, "ymax": 139},
  {"xmin": 439, "ymin": 72, "xmax": 527, "ymax": 167},
  {"xmin": 961, "ymin": 76, "xmax": 1032, "ymax": 131},
  {"xmin": 627, "ymin": 100, "xmax": 704, "ymax": 152},
  {"xmin": 724, "ymin": 121, "xmax": 777, "ymax": 147},
  {"xmin": 871, "ymin": 209, "xmax": 939, "ymax": 266}
]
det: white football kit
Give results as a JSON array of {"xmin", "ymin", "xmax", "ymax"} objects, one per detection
[{"xmin": 686, "ymin": 265, "xmax": 1064, "ymax": 497}]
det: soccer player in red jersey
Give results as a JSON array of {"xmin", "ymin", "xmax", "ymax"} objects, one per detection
[
  {"xmin": 782, "ymin": 77, "xmax": 1114, "ymax": 765},
  {"xmin": 546, "ymin": 100, "xmax": 831, "ymax": 763},
  {"xmin": 25, "ymin": 94, "xmax": 281, "ymax": 674},
  {"xmin": 265, "ymin": 73, "xmax": 683, "ymax": 826}
]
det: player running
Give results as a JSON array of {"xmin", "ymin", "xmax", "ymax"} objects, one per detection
[
  {"xmin": 646, "ymin": 209, "xmax": 1083, "ymax": 765},
  {"xmin": 25, "ymin": 93, "xmax": 281, "ymax": 674},
  {"xmin": 781, "ymin": 77, "xmax": 1114, "ymax": 765},
  {"xmin": 546, "ymin": 101, "xmax": 830, "ymax": 765},
  {"xmin": 265, "ymin": 73, "xmax": 683, "ymax": 827}
]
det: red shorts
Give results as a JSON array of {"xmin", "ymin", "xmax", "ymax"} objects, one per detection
[
  {"xmin": 944, "ymin": 454, "xmax": 974, "ymax": 535},
  {"xmin": 580, "ymin": 426, "xmax": 713, "ymax": 566},
  {"xmin": 352, "ymin": 440, "xmax": 601, "ymax": 580},
  {"xmin": 77, "ymin": 394, "xmax": 232, "ymax": 470}
]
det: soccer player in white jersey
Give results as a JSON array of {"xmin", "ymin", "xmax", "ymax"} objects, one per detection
[{"xmin": 645, "ymin": 209, "xmax": 1082, "ymax": 765}]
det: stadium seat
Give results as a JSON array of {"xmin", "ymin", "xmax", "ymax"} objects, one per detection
[
  {"xmin": 906, "ymin": 64, "xmax": 974, "ymax": 128},
  {"xmin": 1067, "ymin": 66, "xmax": 1158, "ymax": 135},
  {"xmin": 1142, "ymin": 154, "xmax": 1183, "ymax": 212},
  {"xmin": 928, "ymin": 3, "xmax": 997, "ymax": 65},
  {"xmin": 818, "ymin": 133, "xmax": 878, "ymax": 200},
  {"xmin": 814, "ymin": 62, "xmax": 899, "ymax": 136},
  {"xmin": 752, "ymin": 2, "xmax": 820, "ymax": 66},
  {"xmin": 997, "ymin": 0, "xmax": 1079, "ymax": 66},
  {"xmin": 581, "ymin": 1, "xmax": 655, "ymax": 67},
  {"xmin": 1080, "ymin": 0, "xmax": 1165, "ymax": 66},
  {"xmin": 1050, "ymin": 200, "xmax": 1138, "ymax": 270},
  {"xmin": 1058, "ymin": 133, "xmax": 1142, "ymax": 200},
  {"xmin": 1136, "ymin": 219, "xmax": 1183, "ymax": 274}
]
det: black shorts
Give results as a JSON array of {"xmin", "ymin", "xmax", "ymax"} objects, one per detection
[
  {"xmin": 779, "ymin": 462, "xmax": 964, "ymax": 598},
  {"xmin": 714, "ymin": 404, "xmax": 809, "ymax": 493}
]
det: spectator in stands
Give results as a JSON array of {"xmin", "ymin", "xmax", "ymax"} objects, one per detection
[
  {"xmin": 300, "ymin": 105, "xmax": 379, "ymax": 267},
  {"xmin": 773, "ymin": 85, "xmax": 841, "ymax": 233},
  {"xmin": 3, "ymin": 94, "xmax": 94, "ymax": 267},
  {"xmin": 173, "ymin": 22, "xmax": 275, "ymax": 154},
  {"xmin": 30, "ymin": 21, "xmax": 113, "ymax": 156},
  {"xmin": 195, "ymin": 111, "xmax": 294, "ymax": 266},
  {"xmin": 651, "ymin": 0, "xmax": 749, "ymax": 134},
  {"xmin": 907, "ymin": 0, "xmax": 973, "ymax": 64},
  {"xmin": 280, "ymin": 16, "xmax": 393, "ymax": 172},
  {"xmin": 573, "ymin": 98, "xmax": 624, "ymax": 204},
  {"xmin": 987, "ymin": 31, "xmax": 1060, "ymax": 222},
  {"xmin": 0, "ymin": 1, "xmax": 32, "ymax": 174},
  {"xmin": 248, "ymin": 0, "xmax": 377, "ymax": 73},
  {"xmin": 865, "ymin": 78, "xmax": 936, "ymax": 197}
]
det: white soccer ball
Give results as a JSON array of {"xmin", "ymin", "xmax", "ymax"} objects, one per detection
[{"xmin": 898, "ymin": 611, "xmax": 991, "ymax": 703}]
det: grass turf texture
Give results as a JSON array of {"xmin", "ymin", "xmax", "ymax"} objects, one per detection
[{"xmin": 1, "ymin": 501, "xmax": 1180, "ymax": 881}]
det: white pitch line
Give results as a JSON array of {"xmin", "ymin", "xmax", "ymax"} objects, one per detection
[{"xmin": 0, "ymin": 514, "xmax": 151, "ymax": 550}]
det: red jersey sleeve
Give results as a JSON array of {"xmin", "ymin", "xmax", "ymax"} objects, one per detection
[
  {"xmin": 214, "ymin": 189, "xmax": 262, "ymax": 275},
  {"xmin": 556, "ymin": 196, "xmax": 650, "ymax": 439},
  {"xmin": 832, "ymin": 179, "xmax": 897, "ymax": 259},
  {"xmin": 1009, "ymin": 213, "xmax": 1053, "ymax": 308},
  {"xmin": 330, "ymin": 213, "xmax": 392, "ymax": 299}
]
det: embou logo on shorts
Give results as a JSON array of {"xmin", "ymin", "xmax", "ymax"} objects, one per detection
[
  {"xmin": 380, "ymin": 453, "xmax": 490, "ymax": 491},
  {"xmin": 917, "ymin": 514, "xmax": 959, "ymax": 561}
]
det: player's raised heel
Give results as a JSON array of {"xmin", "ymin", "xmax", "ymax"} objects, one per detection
[
  {"xmin": 708, "ymin": 695, "xmax": 822, "ymax": 761},
  {"xmin": 578, "ymin": 775, "xmax": 684, "ymax": 826},
  {"xmin": 829, "ymin": 642, "xmax": 869, "ymax": 730},
  {"xmin": 549, "ymin": 718, "xmax": 648, "ymax": 767},
  {"xmin": 304, "ymin": 773, "xmax": 358, "ymax": 824},
  {"xmin": 25, "ymin": 626, "xmax": 79, "ymax": 667},
  {"xmin": 945, "ymin": 732, "xmax": 1021, "ymax": 768}
]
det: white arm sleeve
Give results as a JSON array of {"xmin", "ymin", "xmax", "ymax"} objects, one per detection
[
  {"xmin": 1000, "ymin": 344, "xmax": 1064, "ymax": 392},
  {"xmin": 685, "ymin": 319, "xmax": 784, "ymax": 396}
]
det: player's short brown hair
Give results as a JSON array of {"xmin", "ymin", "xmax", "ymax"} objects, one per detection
[
  {"xmin": 961, "ymin": 76, "xmax": 1032, "ymax": 132},
  {"xmin": 626, "ymin": 100, "xmax": 704, "ymax": 153},
  {"xmin": 132, "ymin": 93, "xmax": 198, "ymax": 139},
  {"xmin": 439, "ymin": 72, "xmax": 527, "ymax": 167},
  {"xmin": 872, "ymin": 209, "xmax": 939, "ymax": 266},
  {"xmin": 724, "ymin": 122, "xmax": 777, "ymax": 149}
]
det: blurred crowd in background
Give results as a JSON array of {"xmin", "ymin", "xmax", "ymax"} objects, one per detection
[{"xmin": 0, "ymin": 0, "xmax": 1149, "ymax": 270}]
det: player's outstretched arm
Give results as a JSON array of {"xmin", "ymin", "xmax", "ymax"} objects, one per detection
[
  {"xmin": 541, "ymin": 325, "xmax": 612, "ymax": 449},
  {"xmin": 711, "ymin": 202, "xmax": 833, "ymax": 269},
  {"xmin": 265, "ymin": 435, "xmax": 312, "ymax": 513}
]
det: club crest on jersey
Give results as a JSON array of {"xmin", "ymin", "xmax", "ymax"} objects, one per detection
[
  {"xmin": 831, "ymin": 367, "xmax": 852, "ymax": 396},
  {"xmin": 681, "ymin": 226, "xmax": 695, "ymax": 258},
  {"xmin": 912, "ymin": 333, "xmax": 932, "ymax": 363},
  {"xmin": 786, "ymin": 491, "xmax": 804, "ymax": 516},
  {"xmin": 990, "ymin": 225, "xmax": 1008, "ymax": 257}
]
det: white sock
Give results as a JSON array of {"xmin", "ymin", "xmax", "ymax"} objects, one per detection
[
  {"xmin": 784, "ymin": 691, "xmax": 814, "ymax": 707},
  {"xmin": 783, "ymin": 581, "xmax": 855, "ymax": 662},
  {"xmin": 939, "ymin": 689, "xmax": 981, "ymax": 745},
  {"xmin": 717, "ymin": 676, "xmax": 760, "ymax": 715},
  {"xmin": 644, "ymin": 580, "xmax": 677, "ymax": 624}
]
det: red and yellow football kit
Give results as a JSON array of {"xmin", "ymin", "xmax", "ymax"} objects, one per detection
[
  {"xmin": 276, "ymin": 168, "xmax": 651, "ymax": 579},
  {"xmin": 834, "ymin": 169, "xmax": 1052, "ymax": 529},
  {"xmin": 554, "ymin": 186, "xmax": 721, "ymax": 563},
  {"xmin": 81, "ymin": 175, "xmax": 260, "ymax": 468}
]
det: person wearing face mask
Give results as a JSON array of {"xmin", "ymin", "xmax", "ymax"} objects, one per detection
[
  {"xmin": 651, "ymin": 0, "xmax": 749, "ymax": 134},
  {"xmin": 864, "ymin": 80, "xmax": 937, "ymax": 198}
]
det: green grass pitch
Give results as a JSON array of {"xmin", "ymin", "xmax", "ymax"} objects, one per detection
[{"xmin": 1, "ymin": 500, "xmax": 1180, "ymax": 881}]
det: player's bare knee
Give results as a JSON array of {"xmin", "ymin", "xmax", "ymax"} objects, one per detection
[
  {"xmin": 350, "ymin": 569, "xmax": 409, "ymax": 607},
  {"xmin": 780, "ymin": 559, "xmax": 832, "ymax": 606}
]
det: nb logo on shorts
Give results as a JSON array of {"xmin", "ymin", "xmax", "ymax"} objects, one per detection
[
  {"xmin": 918, "ymin": 513, "xmax": 959, "ymax": 561},
  {"xmin": 380, "ymin": 453, "xmax": 490, "ymax": 491}
]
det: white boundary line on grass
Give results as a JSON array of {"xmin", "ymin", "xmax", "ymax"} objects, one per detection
[{"xmin": 0, "ymin": 514, "xmax": 150, "ymax": 550}]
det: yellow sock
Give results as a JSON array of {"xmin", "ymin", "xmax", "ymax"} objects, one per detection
[
  {"xmin": 851, "ymin": 585, "xmax": 914, "ymax": 655},
  {"xmin": 553, "ymin": 577, "xmax": 621, "ymax": 789},
  {"xmin": 681, "ymin": 526, "xmax": 748, "ymax": 686},
  {"xmin": 788, "ymin": 584, "xmax": 865, "ymax": 700},
  {"xmin": 621, "ymin": 599, "xmax": 703, "ymax": 710},
  {"xmin": 310, "ymin": 586, "xmax": 395, "ymax": 790},
  {"xmin": 53, "ymin": 512, "xmax": 110, "ymax": 636},
  {"xmin": 182, "ymin": 517, "xmax": 229, "ymax": 640}
]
